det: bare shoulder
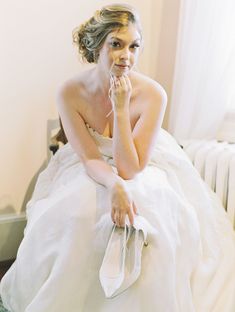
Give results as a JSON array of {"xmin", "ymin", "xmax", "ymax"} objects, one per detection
[
  {"xmin": 131, "ymin": 71, "xmax": 167, "ymax": 107},
  {"xmin": 56, "ymin": 70, "xmax": 92, "ymax": 109}
]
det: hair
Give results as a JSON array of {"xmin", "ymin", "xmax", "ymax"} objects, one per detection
[{"xmin": 72, "ymin": 3, "xmax": 142, "ymax": 63}]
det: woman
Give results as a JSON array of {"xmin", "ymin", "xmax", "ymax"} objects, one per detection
[{"xmin": 1, "ymin": 4, "xmax": 235, "ymax": 312}]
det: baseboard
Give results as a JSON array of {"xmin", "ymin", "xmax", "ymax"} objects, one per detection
[{"xmin": 0, "ymin": 212, "xmax": 27, "ymax": 262}]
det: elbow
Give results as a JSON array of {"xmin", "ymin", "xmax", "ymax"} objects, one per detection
[
  {"xmin": 118, "ymin": 172, "xmax": 137, "ymax": 180},
  {"xmin": 116, "ymin": 158, "xmax": 148, "ymax": 180},
  {"xmin": 117, "ymin": 166, "xmax": 143, "ymax": 180}
]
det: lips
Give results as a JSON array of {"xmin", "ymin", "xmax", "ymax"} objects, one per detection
[{"xmin": 115, "ymin": 64, "xmax": 129, "ymax": 69}]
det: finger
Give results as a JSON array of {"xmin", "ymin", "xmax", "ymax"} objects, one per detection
[
  {"xmin": 114, "ymin": 77, "xmax": 120, "ymax": 88},
  {"xmin": 127, "ymin": 209, "xmax": 134, "ymax": 226},
  {"xmin": 119, "ymin": 76, "xmax": 127, "ymax": 88},
  {"xmin": 124, "ymin": 74, "xmax": 132, "ymax": 90},
  {"xmin": 119, "ymin": 214, "xmax": 126, "ymax": 228},
  {"xmin": 116, "ymin": 77, "xmax": 123, "ymax": 88},
  {"xmin": 111, "ymin": 210, "xmax": 115, "ymax": 223},
  {"xmin": 132, "ymin": 202, "xmax": 138, "ymax": 215},
  {"xmin": 119, "ymin": 77, "xmax": 125, "ymax": 87},
  {"xmin": 113, "ymin": 78, "xmax": 118, "ymax": 88},
  {"xmin": 117, "ymin": 78, "xmax": 122, "ymax": 88},
  {"xmin": 114, "ymin": 212, "xmax": 121, "ymax": 227}
]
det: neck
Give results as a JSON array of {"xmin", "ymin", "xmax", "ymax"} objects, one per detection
[
  {"xmin": 88, "ymin": 66, "xmax": 113, "ymax": 118},
  {"xmin": 91, "ymin": 66, "xmax": 111, "ymax": 100}
]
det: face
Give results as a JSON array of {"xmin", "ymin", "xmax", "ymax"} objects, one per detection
[{"xmin": 97, "ymin": 23, "xmax": 141, "ymax": 77}]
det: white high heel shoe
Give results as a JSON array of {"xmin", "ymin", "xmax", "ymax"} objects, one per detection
[
  {"xmin": 99, "ymin": 223, "xmax": 130, "ymax": 298},
  {"xmin": 110, "ymin": 215, "xmax": 157, "ymax": 298}
]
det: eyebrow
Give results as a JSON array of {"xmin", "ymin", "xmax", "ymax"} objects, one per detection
[{"xmin": 110, "ymin": 36, "xmax": 141, "ymax": 43}]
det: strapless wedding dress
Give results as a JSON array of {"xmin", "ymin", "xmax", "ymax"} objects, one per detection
[{"xmin": 1, "ymin": 124, "xmax": 235, "ymax": 312}]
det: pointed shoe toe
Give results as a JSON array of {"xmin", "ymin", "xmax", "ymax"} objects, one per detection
[
  {"xmin": 99, "ymin": 224, "xmax": 128, "ymax": 298},
  {"xmin": 110, "ymin": 215, "xmax": 157, "ymax": 298}
]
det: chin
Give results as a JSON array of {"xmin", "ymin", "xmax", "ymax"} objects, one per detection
[{"xmin": 112, "ymin": 67, "xmax": 132, "ymax": 77}]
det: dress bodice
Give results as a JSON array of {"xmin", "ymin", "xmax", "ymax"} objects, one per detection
[
  {"xmin": 56, "ymin": 122, "xmax": 192, "ymax": 171},
  {"xmin": 86, "ymin": 123, "xmax": 188, "ymax": 164},
  {"xmin": 85, "ymin": 123, "xmax": 113, "ymax": 159}
]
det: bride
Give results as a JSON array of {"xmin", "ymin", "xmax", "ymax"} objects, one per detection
[{"xmin": 1, "ymin": 3, "xmax": 235, "ymax": 312}]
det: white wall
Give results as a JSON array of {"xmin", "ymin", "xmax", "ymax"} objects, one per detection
[{"xmin": 0, "ymin": 0, "xmax": 179, "ymax": 216}]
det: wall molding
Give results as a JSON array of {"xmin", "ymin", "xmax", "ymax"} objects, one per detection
[{"xmin": 0, "ymin": 212, "xmax": 27, "ymax": 261}]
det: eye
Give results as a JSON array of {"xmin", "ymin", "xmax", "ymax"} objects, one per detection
[
  {"xmin": 110, "ymin": 41, "xmax": 121, "ymax": 48},
  {"xmin": 130, "ymin": 43, "xmax": 140, "ymax": 49}
]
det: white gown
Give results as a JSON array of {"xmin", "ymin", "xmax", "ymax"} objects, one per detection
[{"xmin": 1, "ymin": 124, "xmax": 235, "ymax": 312}]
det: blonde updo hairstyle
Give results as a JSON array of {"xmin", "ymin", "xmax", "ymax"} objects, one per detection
[{"xmin": 72, "ymin": 4, "xmax": 142, "ymax": 63}]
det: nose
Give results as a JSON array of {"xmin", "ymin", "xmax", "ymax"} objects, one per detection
[{"xmin": 119, "ymin": 47, "xmax": 130, "ymax": 61}]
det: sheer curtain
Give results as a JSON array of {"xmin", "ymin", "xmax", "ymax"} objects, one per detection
[{"xmin": 168, "ymin": 0, "xmax": 235, "ymax": 142}]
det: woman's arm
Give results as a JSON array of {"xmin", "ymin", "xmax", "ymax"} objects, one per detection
[
  {"xmin": 111, "ymin": 76, "xmax": 167, "ymax": 180},
  {"xmin": 56, "ymin": 84, "xmax": 119, "ymax": 189},
  {"xmin": 112, "ymin": 107, "xmax": 139, "ymax": 178}
]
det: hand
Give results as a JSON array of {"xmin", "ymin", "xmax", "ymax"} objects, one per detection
[
  {"xmin": 109, "ymin": 74, "xmax": 132, "ymax": 113},
  {"xmin": 109, "ymin": 179, "xmax": 138, "ymax": 228}
]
